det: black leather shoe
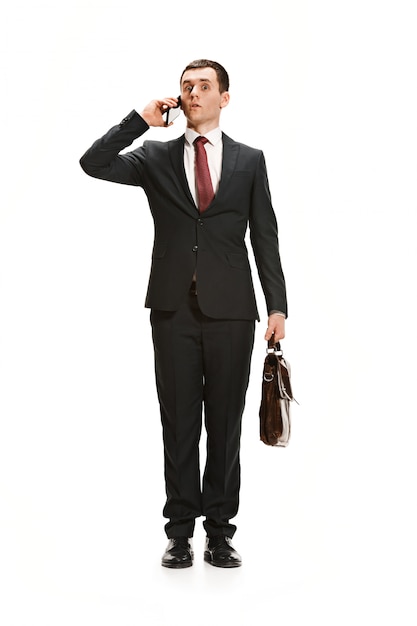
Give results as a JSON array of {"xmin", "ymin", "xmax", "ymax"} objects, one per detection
[
  {"xmin": 204, "ymin": 536, "xmax": 242, "ymax": 568},
  {"xmin": 161, "ymin": 537, "xmax": 193, "ymax": 569}
]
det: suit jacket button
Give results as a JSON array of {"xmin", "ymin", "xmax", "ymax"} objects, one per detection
[
  {"xmin": 198, "ymin": 219, "xmax": 203, "ymax": 226},
  {"xmin": 192, "ymin": 245, "xmax": 198, "ymax": 252}
]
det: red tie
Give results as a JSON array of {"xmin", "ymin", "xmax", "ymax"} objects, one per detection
[{"xmin": 194, "ymin": 136, "xmax": 214, "ymax": 212}]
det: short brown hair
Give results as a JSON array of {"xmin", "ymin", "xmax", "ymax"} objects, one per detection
[{"xmin": 180, "ymin": 59, "xmax": 229, "ymax": 93}]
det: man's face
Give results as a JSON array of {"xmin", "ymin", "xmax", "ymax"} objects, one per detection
[{"xmin": 180, "ymin": 67, "xmax": 229, "ymax": 130}]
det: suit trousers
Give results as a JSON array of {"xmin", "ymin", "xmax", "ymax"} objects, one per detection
[{"xmin": 150, "ymin": 286, "xmax": 255, "ymax": 539}]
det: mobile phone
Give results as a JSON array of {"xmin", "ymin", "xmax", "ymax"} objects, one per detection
[{"xmin": 164, "ymin": 96, "xmax": 182, "ymax": 125}]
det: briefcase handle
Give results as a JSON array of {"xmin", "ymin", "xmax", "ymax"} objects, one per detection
[{"xmin": 267, "ymin": 337, "xmax": 283, "ymax": 354}]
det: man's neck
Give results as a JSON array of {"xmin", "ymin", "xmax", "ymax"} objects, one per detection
[{"xmin": 186, "ymin": 121, "xmax": 220, "ymax": 135}]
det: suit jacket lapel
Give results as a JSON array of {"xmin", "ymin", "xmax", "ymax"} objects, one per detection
[
  {"xmin": 217, "ymin": 133, "xmax": 239, "ymax": 199},
  {"xmin": 168, "ymin": 136, "xmax": 197, "ymax": 213}
]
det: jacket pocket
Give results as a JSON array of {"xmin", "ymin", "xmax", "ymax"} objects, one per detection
[{"xmin": 226, "ymin": 252, "xmax": 250, "ymax": 271}]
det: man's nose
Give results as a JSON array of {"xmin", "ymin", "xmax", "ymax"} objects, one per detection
[{"xmin": 190, "ymin": 85, "xmax": 198, "ymax": 96}]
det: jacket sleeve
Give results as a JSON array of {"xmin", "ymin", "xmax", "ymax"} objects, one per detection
[
  {"xmin": 79, "ymin": 110, "xmax": 149, "ymax": 186},
  {"xmin": 249, "ymin": 151, "xmax": 288, "ymax": 317}
]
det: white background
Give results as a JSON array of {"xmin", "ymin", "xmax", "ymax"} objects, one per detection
[{"xmin": 1, "ymin": 1, "xmax": 416, "ymax": 624}]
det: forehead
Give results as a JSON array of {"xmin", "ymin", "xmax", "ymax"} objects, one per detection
[{"xmin": 181, "ymin": 67, "xmax": 218, "ymax": 86}]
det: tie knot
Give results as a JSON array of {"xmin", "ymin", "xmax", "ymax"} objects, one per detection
[{"xmin": 194, "ymin": 136, "xmax": 209, "ymax": 147}]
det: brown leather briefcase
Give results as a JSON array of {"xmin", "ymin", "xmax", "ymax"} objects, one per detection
[{"xmin": 259, "ymin": 339, "xmax": 295, "ymax": 447}]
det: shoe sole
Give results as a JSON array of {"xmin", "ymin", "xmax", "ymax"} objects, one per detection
[
  {"xmin": 204, "ymin": 553, "xmax": 242, "ymax": 568},
  {"xmin": 161, "ymin": 560, "xmax": 193, "ymax": 569}
]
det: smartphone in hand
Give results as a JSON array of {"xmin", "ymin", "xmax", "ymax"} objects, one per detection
[{"xmin": 164, "ymin": 96, "xmax": 182, "ymax": 125}]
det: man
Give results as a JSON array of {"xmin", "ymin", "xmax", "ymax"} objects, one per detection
[{"xmin": 80, "ymin": 59, "xmax": 287, "ymax": 569}]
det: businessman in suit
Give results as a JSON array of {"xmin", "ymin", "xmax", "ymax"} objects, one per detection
[{"xmin": 80, "ymin": 59, "xmax": 287, "ymax": 568}]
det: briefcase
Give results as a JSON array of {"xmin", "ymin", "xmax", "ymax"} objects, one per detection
[{"xmin": 259, "ymin": 339, "xmax": 295, "ymax": 447}]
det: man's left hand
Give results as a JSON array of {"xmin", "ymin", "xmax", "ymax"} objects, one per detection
[{"xmin": 264, "ymin": 314, "xmax": 285, "ymax": 342}]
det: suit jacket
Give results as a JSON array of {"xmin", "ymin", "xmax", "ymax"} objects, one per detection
[{"xmin": 80, "ymin": 110, "xmax": 287, "ymax": 320}]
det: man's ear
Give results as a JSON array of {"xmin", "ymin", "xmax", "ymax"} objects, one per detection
[{"xmin": 220, "ymin": 91, "xmax": 230, "ymax": 109}]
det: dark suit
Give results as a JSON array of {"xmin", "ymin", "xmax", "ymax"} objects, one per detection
[{"xmin": 80, "ymin": 110, "xmax": 287, "ymax": 538}]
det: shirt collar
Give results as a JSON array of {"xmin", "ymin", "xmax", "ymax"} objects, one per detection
[{"xmin": 185, "ymin": 126, "xmax": 222, "ymax": 147}]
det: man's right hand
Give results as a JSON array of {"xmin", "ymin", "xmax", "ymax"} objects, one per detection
[{"xmin": 140, "ymin": 98, "xmax": 179, "ymax": 127}]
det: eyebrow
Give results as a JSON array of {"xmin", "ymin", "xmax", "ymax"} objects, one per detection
[{"xmin": 182, "ymin": 78, "xmax": 213, "ymax": 85}]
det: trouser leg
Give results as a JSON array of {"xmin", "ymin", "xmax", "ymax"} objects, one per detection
[
  {"xmin": 200, "ymin": 313, "xmax": 255, "ymax": 538},
  {"xmin": 150, "ymin": 294, "xmax": 204, "ymax": 538}
]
